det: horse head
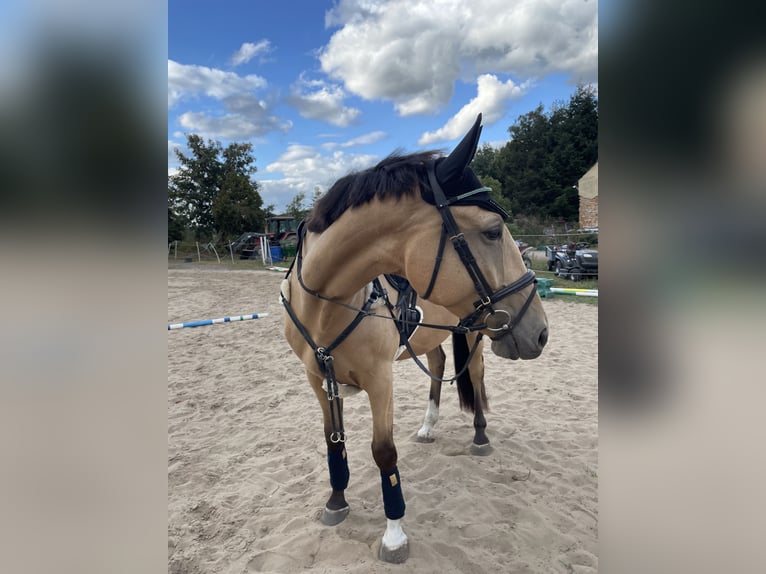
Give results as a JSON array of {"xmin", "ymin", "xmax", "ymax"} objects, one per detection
[{"xmin": 405, "ymin": 114, "xmax": 549, "ymax": 360}]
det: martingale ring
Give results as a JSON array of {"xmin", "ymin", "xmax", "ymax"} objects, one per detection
[
  {"xmin": 330, "ymin": 431, "xmax": 346, "ymax": 444},
  {"xmin": 484, "ymin": 309, "xmax": 511, "ymax": 333}
]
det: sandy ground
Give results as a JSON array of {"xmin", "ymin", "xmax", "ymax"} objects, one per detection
[{"xmin": 168, "ymin": 268, "xmax": 597, "ymax": 573}]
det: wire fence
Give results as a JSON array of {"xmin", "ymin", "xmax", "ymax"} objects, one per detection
[
  {"xmin": 168, "ymin": 239, "xmax": 276, "ymax": 265},
  {"xmin": 168, "ymin": 230, "xmax": 599, "ymax": 284},
  {"xmin": 512, "ymin": 230, "xmax": 598, "ymax": 247}
]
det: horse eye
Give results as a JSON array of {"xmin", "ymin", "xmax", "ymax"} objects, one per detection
[{"xmin": 483, "ymin": 228, "xmax": 502, "ymax": 241}]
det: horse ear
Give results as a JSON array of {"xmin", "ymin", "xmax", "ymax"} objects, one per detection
[{"xmin": 435, "ymin": 113, "xmax": 483, "ymax": 186}]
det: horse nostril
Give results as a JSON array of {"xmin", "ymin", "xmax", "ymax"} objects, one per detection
[{"xmin": 538, "ymin": 328, "xmax": 549, "ymax": 348}]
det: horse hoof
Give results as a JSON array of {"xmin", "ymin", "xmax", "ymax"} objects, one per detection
[
  {"xmin": 415, "ymin": 432, "xmax": 435, "ymax": 443},
  {"xmin": 379, "ymin": 539, "xmax": 409, "ymax": 563},
  {"xmin": 470, "ymin": 442, "xmax": 493, "ymax": 456},
  {"xmin": 320, "ymin": 505, "xmax": 349, "ymax": 526}
]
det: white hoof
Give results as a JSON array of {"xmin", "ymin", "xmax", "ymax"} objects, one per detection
[
  {"xmin": 416, "ymin": 400, "xmax": 439, "ymax": 443},
  {"xmin": 379, "ymin": 539, "xmax": 409, "ymax": 563},
  {"xmin": 379, "ymin": 519, "xmax": 409, "ymax": 563},
  {"xmin": 416, "ymin": 426, "xmax": 435, "ymax": 443}
]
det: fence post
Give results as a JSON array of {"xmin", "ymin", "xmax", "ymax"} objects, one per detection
[
  {"xmin": 260, "ymin": 236, "xmax": 272, "ymax": 265},
  {"xmin": 208, "ymin": 242, "xmax": 220, "ymax": 263},
  {"xmin": 229, "ymin": 242, "xmax": 234, "ymax": 263},
  {"xmin": 196, "ymin": 242, "xmax": 201, "ymax": 262}
]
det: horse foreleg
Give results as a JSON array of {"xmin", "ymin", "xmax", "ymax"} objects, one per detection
[
  {"xmin": 466, "ymin": 335, "xmax": 492, "ymax": 456},
  {"xmin": 367, "ymin": 380, "xmax": 409, "ymax": 564},
  {"xmin": 308, "ymin": 372, "xmax": 351, "ymax": 526},
  {"xmin": 416, "ymin": 345, "xmax": 445, "ymax": 442}
]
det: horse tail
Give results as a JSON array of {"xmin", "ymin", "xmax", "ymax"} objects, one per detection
[{"xmin": 453, "ymin": 333, "xmax": 476, "ymax": 413}]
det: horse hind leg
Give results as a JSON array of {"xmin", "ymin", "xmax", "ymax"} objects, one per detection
[
  {"xmin": 416, "ymin": 345, "xmax": 445, "ymax": 443},
  {"xmin": 469, "ymin": 337, "xmax": 492, "ymax": 456},
  {"xmin": 453, "ymin": 334, "xmax": 493, "ymax": 456}
]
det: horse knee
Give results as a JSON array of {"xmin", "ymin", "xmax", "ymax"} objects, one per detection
[{"xmin": 371, "ymin": 441, "xmax": 398, "ymax": 472}]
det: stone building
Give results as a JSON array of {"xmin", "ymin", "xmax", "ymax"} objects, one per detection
[{"xmin": 578, "ymin": 163, "xmax": 598, "ymax": 230}]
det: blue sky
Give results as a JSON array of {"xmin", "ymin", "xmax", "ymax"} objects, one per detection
[{"xmin": 169, "ymin": 0, "xmax": 597, "ymax": 212}]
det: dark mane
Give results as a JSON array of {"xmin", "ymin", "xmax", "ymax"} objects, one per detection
[{"xmin": 305, "ymin": 150, "xmax": 442, "ymax": 232}]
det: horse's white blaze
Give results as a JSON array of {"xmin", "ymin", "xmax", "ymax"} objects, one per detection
[
  {"xmin": 382, "ymin": 518, "xmax": 408, "ymax": 549},
  {"xmin": 416, "ymin": 399, "xmax": 439, "ymax": 440}
]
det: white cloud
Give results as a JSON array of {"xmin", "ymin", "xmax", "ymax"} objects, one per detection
[
  {"xmin": 169, "ymin": 60, "xmax": 290, "ymax": 140},
  {"xmin": 286, "ymin": 76, "xmax": 361, "ymax": 127},
  {"xmin": 178, "ymin": 109, "xmax": 291, "ymax": 140},
  {"xmin": 320, "ymin": 0, "xmax": 597, "ymax": 115},
  {"xmin": 323, "ymin": 130, "xmax": 388, "ymax": 150},
  {"xmin": 341, "ymin": 130, "xmax": 387, "ymax": 147},
  {"xmin": 230, "ymin": 40, "xmax": 272, "ymax": 66},
  {"xmin": 260, "ymin": 145, "xmax": 378, "ymax": 211},
  {"xmin": 418, "ymin": 74, "xmax": 525, "ymax": 145},
  {"xmin": 168, "ymin": 60, "xmax": 267, "ymax": 107}
]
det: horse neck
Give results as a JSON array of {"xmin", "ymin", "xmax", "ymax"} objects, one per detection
[{"xmin": 300, "ymin": 197, "xmax": 415, "ymax": 301}]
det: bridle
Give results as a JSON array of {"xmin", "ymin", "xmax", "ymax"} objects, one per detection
[
  {"xmin": 281, "ymin": 162, "xmax": 539, "ymax": 441},
  {"xmin": 422, "ymin": 163, "xmax": 538, "ymax": 337}
]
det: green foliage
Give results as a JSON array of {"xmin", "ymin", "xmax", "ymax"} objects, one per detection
[
  {"xmin": 505, "ymin": 215, "xmax": 552, "ymax": 246},
  {"xmin": 285, "ymin": 187, "xmax": 323, "ymax": 221},
  {"xmin": 212, "ymin": 170, "xmax": 264, "ymax": 240},
  {"xmin": 472, "ymin": 143, "xmax": 500, "ymax": 180},
  {"xmin": 168, "ymin": 206, "xmax": 185, "ymax": 243},
  {"xmin": 478, "ymin": 174, "xmax": 513, "ymax": 215},
  {"xmin": 168, "ymin": 134, "xmax": 266, "ymax": 241},
  {"xmin": 285, "ymin": 192, "xmax": 309, "ymax": 221},
  {"xmin": 473, "ymin": 85, "xmax": 598, "ymax": 223},
  {"xmin": 577, "ymin": 232, "xmax": 598, "ymax": 247}
]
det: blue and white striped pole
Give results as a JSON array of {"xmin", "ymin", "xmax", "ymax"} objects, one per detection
[{"xmin": 168, "ymin": 312, "xmax": 269, "ymax": 330}]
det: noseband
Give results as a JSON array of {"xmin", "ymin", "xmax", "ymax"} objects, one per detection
[{"xmin": 422, "ymin": 163, "xmax": 537, "ymax": 337}]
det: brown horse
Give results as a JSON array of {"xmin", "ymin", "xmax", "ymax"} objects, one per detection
[{"xmin": 282, "ymin": 114, "xmax": 548, "ymax": 563}]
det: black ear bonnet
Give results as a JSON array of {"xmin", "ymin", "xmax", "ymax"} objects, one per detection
[{"xmin": 421, "ymin": 113, "xmax": 509, "ymax": 220}]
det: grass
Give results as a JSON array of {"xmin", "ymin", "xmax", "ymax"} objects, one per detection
[{"xmin": 526, "ymin": 256, "xmax": 598, "ymax": 304}]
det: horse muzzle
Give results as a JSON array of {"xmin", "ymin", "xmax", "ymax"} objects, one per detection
[{"xmin": 490, "ymin": 324, "xmax": 548, "ymax": 360}]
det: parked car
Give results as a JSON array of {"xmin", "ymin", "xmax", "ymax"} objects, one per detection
[{"xmin": 545, "ymin": 242, "xmax": 598, "ymax": 281}]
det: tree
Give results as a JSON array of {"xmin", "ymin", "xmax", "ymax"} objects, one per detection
[
  {"xmin": 168, "ymin": 135, "xmax": 223, "ymax": 238},
  {"xmin": 168, "ymin": 206, "xmax": 185, "ymax": 242},
  {"xmin": 471, "ymin": 143, "xmax": 501, "ymax": 181},
  {"xmin": 285, "ymin": 192, "xmax": 308, "ymax": 221},
  {"xmin": 478, "ymin": 175, "xmax": 513, "ymax": 216},
  {"xmin": 284, "ymin": 186, "xmax": 323, "ymax": 221},
  {"xmin": 168, "ymin": 135, "xmax": 266, "ymax": 241},
  {"xmin": 494, "ymin": 85, "xmax": 598, "ymax": 222},
  {"xmin": 212, "ymin": 170, "xmax": 264, "ymax": 240}
]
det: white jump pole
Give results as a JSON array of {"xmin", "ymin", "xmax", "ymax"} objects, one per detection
[
  {"xmin": 168, "ymin": 312, "xmax": 269, "ymax": 330},
  {"xmin": 549, "ymin": 288, "xmax": 598, "ymax": 297}
]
